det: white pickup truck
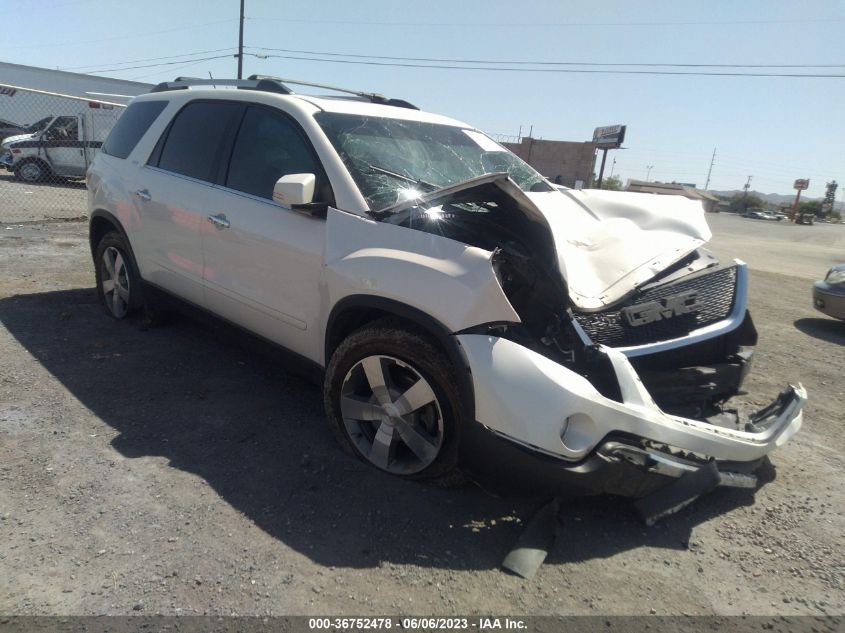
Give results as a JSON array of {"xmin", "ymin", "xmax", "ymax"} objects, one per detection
[{"xmin": 1, "ymin": 104, "xmax": 122, "ymax": 182}]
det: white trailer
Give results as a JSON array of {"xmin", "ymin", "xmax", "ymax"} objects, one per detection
[{"xmin": 1, "ymin": 84, "xmax": 125, "ymax": 181}]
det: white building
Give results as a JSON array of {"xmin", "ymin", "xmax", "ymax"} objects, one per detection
[{"xmin": 0, "ymin": 61, "xmax": 152, "ymax": 126}]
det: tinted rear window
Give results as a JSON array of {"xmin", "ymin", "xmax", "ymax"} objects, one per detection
[
  {"xmin": 155, "ymin": 101, "xmax": 243, "ymax": 182},
  {"xmin": 101, "ymin": 101, "xmax": 167, "ymax": 159}
]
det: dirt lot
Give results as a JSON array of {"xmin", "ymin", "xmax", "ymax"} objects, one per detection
[{"xmin": 1, "ymin": 176, "xmax": 843, "ymax": 617}]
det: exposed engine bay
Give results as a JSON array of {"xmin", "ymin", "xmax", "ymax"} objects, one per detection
[{"xmin": 378, "ymin": 175, "xmax": 757, "ymax": 424}]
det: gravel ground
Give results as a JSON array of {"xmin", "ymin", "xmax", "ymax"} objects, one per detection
[
  {"xmin": 0, "ymin": 180, "xmax": 843, "ymax": 617},
  {"xmin": 0, "ymin": 173, "xmax": 87, "ymax": 224}
]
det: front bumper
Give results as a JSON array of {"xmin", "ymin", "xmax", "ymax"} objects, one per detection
[
  {"xmin": 1, "ymin": 152, "xmax": 13, "ymax": 169},
  {"xmin": 813, "ymin": 281, "xmax": 845, "ymax": 319},
  {"xmin": 456, "ymin": 334, "xmax": 805, "ymax": 497}
]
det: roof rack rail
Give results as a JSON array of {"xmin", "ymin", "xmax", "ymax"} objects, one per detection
[
  {"xmin": 150, "ymin": 77, "xmax": 292, "ymax": 95},
  {"xmin": 149, "ymin": 75, "xmax": 418, "ymax": 110},
  {"xmin": 252, "ymin": 75, "xmax": 418, "ymax": 109}
]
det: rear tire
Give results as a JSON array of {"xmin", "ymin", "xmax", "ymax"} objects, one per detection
[
  {"xmin": 94, "ymin": 231, "xmax": 143, "ymax": 320},
  {"xmin": 324, "ymin": 318, "xmax": 465, "ymax": 485}
]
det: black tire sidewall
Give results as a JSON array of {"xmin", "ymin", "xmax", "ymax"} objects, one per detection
[
  {"xmin": 94, "ymin": 231, "xmax": 143, "ymax": 319},
  {"xmin": 324, "ymin": 322, "xmax": 464, "ymax": 481},
  {"xmin": 15, "ymin": 160, "xmax": 48, "ymax": 183}
]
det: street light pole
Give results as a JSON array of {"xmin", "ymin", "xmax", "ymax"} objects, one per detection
[
  {"xmin": 597, "ymin": 148, "xmax": 609, "ymax": 188},
  {"xmin": 646, "ymin": 165, "xmax": 653, "ymax": 181}
]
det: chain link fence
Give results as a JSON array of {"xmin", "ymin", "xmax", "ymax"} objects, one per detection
[{"xmin": 0, "ymin": 84, "xmax": 125, "ymax": 224}]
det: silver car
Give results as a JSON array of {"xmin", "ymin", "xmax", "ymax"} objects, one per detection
[{"xmin": 813, "ymin": 264, "xmax": 845, "ymax": 320}]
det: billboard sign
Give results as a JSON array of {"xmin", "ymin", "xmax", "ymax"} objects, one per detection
[
  {"xmin": 793, "ymin": 178, "xmax": 809, "ymax": 190},
  {"xmin": 593, "ymin": 124, "xmax": 626, "ymax": 149}
]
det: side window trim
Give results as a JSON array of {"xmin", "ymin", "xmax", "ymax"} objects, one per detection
[
  {"xmin": 146, "ymin": 116, "xmax": 172, "ymax": 166},
  {"xmin": 215, "ymin": 106, "xmax": 248, "ymax": 186}
]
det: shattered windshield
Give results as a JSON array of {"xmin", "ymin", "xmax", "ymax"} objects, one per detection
[{"xmin": 315, "ymin": 112, "xmax": 552, "ymax": 210}]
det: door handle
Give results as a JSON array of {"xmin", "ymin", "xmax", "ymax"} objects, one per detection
[
  {"xmin": 134, "ymin": 189, "xmax": 151, "ymax": 202},
  {"xmin": 207, "ymin": 213, "xmax": 230, "ymax": 229}
]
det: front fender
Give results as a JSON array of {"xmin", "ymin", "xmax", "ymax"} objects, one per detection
[{"xmin": 324, "ymin": 208, "xmax": 521, "ymax": 334}]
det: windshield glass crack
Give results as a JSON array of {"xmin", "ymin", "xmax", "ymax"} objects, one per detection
[{"xmin": 315, "ymin": 112, "xmax": 551, "ymax": 212}]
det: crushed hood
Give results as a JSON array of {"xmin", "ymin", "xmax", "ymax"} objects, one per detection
[
  {"xmin": 527, "ymin": 188, "xmax": 711, "ymax": 309},
  {"xmin": 380, "ymin": 174, "xmax": 711, "ymax": 311}
]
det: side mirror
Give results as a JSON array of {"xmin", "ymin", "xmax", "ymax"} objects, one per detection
[{"xmin": 273, "ymin": 173, "xmax": 315, "ymax": 206}]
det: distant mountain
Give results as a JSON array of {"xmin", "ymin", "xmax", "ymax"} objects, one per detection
[{"xmin": 709, "ymin": 189, "xmax": 844, "ymax": 212}]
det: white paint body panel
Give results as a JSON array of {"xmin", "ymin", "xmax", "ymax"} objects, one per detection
[
  {"xmin": 324, "ymin": 208, "xmax": 521, "ymax": 338},
  {"xmin": 202, "ymin": 188, "xmax": 325, "ymax": 359},
  {"xmin": 525, "ymin": 189, "xmax": 711, "ymax": 309},
  {"xmin": 132, "ymin": 167, "xmax": 208, "ymax": 307},
  {"xmin": 458, "ymin": 334, "xmax": 805, "ymax": 463}
]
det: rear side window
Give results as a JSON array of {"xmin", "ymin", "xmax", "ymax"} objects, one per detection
[
  {"xmin": 155, "ymin": 101, "xmax": 242, "ymax": 182},
  {"xmin": 225, "ymin": 106, "xmax": 322, "ymax": 199},
  {"xmin": 102, "ymin": 101, "xmax": 167, "ymax": 159}
]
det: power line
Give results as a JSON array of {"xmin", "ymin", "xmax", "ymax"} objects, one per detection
[
  {"xmin": 127, "ymin": 59, "xmax": 224, "ymax": 81},
  {"xmin": 56, "ymin": 46, "xmax": 843, "ymax": 79},
  {"xmin": 626, "ymin": 147, "xmax": 843, "ymax": 177},
  {"xmin": 249, "ymin": 46, "xmax": 845, "ymax": 69},
  {"xmin": 247, "ymin": 52, "xmax": 845, "ymax": 77},
  {"xmin": 245, "ymin": 16, "xmax": 845, "ymax": 28},
  {"xmin": 60, "ymin": 48, "xmax": 238, "ymax": 72},
  {"xmin": 80, "ymin": 55, "xmax": 235, "ymax": 75}
]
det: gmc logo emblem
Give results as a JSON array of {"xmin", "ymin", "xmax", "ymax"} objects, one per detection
[{"xmin": 621, "ymin": 291, "xmax": 702, "ymax": 327}]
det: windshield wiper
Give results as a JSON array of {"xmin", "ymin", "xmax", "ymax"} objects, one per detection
[{"xmin": 366, "ymin": 163, "xmax": 438, "ymax": 192}]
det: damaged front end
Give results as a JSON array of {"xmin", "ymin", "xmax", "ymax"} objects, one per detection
[{"xmin": 356, "ymin": 173, "xmax": 805, "ymax": 516}]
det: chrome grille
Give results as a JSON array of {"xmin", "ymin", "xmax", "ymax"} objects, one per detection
[{"xmin": 575, "ymin": 265, "xmax": 738, "ymax": 348}]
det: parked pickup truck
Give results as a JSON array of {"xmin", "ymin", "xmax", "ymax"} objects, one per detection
[{"xmin": 1, "ymin": 104, "xmax": 122, "ymax": 182}]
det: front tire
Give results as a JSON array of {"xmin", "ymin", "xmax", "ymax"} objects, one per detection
[
  {"xmin": 324, "ymin": 319, "xmax": 464, "ymax": 484},
  {"xmin": 14, "ymin": 160, "xmax": 50, "ymax": 183},
  {"xmin": 94, "ymin": 231, "xmax": 142, "ymax": 319}
]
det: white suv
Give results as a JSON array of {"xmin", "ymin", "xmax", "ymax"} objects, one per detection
[{"xmin": 87, "ymin": 77, "xmax": 805, "ymax": 521}]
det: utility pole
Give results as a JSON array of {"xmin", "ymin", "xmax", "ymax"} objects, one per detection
[
  {"xmin": 525, "ymin": 124, "xmax": 534, "ymax": 163},
  {"xmin": 704, "ymin": 147, "xmax": 716, "ymax": 190},
  {"xmin": 609, "ymin": 157, "xmax": 616, "ymax": 179},
  {"xmin": 742, "ymin": 175, "xmax": 752, "ymax": 212},
  {"xmin": 743, "ymin": 175, "xmax": 752, "ymax": 197},
  {"xmin": 237, "ymin": 0, "xmax": 245, "ymax": 79}
]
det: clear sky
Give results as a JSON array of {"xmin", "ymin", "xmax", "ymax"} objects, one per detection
[{"xmin": 3, "ymin": 0, "xmax": 843, "ymax": 199}]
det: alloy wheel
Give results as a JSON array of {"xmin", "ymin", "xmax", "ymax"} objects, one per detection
[
  {"xmin": 340, "ymin": 354, "xmax": 444, "ymax": 475},
  {"xmin": 100, "ymin": 246, "xmax": 131, "ymax": 318}
]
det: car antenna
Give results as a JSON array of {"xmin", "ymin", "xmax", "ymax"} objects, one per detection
[{"xmin": 208, "ymin": 72, "xmax": 217, "ymax": 89}]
